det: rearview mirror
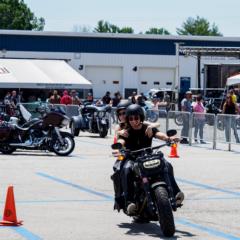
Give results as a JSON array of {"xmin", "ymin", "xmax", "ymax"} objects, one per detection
[
  {"xmin": 111, "ymin": 143, "xmax": 122, "ymax": 150},
  {"xmin": 167, "ymin": 129, "xmax": 177, "ymax": 137}
]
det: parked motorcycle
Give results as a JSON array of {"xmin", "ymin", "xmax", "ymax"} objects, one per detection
[
  {"xmin": 70, "ymin": 103, "xmax": 111, "ymax": 138},
  {"xmin": 111, "ymin": 129, "xmax": 180, "ymax": 238},
  {"xmin": 0, "ymin": 104, "xmax": 75, "ymax": 156}
]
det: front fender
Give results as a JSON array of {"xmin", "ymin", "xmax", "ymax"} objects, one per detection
[{"xmin": 151, "ymin": 181, "xmax": 167, "ymax": 190}]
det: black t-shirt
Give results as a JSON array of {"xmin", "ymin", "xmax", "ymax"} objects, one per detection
[
  {"xmin": 225, "ymin": 103, "xmax": 236, "ymax": 115},
  {"xmin": 112, "ymin": 97, "xmax": 120, "ymax": 107},
  {"xmin": 102, "ymin": 95, "xmax": 111, "ymax": 104},
  {"xmin": 119, "ymin": 124, "xmax": 159, "ymax": 151}
]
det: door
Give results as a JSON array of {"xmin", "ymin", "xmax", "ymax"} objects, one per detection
[
  {"xmin": 85, "ymin": 66, "xmax": 122, "ymax": 99},
  {"xmin": 139, "ymin": 67, "xmax": 175, "ymax": 93}
]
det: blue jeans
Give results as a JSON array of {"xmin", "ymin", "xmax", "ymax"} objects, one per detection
[{"xmin": 194, "ymin": 118, "xmax": 205, "ymax": 140}]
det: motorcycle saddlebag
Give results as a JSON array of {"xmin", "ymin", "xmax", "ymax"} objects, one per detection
[{"xmin": 0, "ymin": 125, "xmax": 11, "ymax": 141}]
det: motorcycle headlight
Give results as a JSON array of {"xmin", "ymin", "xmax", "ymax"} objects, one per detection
[
  {"xmin": 143, "ymin": 159, "xmax": 161, "ymax": 169},
  {"xmin": 61, "ymin": 117, "xmax": 69, "ymax": 127},
  {"xmin": 98, "ymin": 111, "xmax": 105, "ymax": 118}
]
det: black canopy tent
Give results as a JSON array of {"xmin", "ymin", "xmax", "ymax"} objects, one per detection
[{"xmin": 178, "ymin": 46, "xmax": 240, "ymax": 89}]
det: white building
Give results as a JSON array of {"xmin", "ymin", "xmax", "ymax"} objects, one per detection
[{"xmin": 1, "ymin": 30, "xmax": 240, "ymax": 98}]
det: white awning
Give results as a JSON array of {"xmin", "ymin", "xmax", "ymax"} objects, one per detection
[
  {"xmin": 226, "ymin": 74, "xmax": 240, "ymax": 86},
  {"xmin": 0, "ymin": 59, "xmax": 92, "ymax": 89}
]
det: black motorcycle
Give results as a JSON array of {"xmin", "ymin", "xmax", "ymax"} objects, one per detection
[
  {"xmin": 111, "ymin": 130, "xmax": 180, "ymax": 238},
  {"xmin": 0, "ymin": 105, "xmax": 75, "ymax": 156},
  {"xmin": 204, "ymin": 98, "xmax": 225, "ymax": 130},
  {"xmin": 70, "ymin": 103, "xmax": 111, "ymax": 138}
]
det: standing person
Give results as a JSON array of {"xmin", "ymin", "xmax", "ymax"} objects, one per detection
[
  {"xmin": 229, "ymin": 89, "xmax": 237, "ymax": 103},
  {"xmin": 180, "ymin": 91, "xmax": 192, "ymax": 144},
  {"xmin": 192, "ymin": 94, "xmax": 206, "ymax": 144},
  {"xmin": 71, "ymin": 90, "xmax": 82, "ymax": 105},
  {"xmin": 10, "ymin": 90, "xmax": 18, "ymax": 108},
  {"xmin": 129, "ymin": 91, "xmax": 137, "ymax": 104},
  {"xmin": 111, "ymin": 92, "xmax": 122, "ymax": 123},
  {"xmin": 102, "ymin": 91, "xmax": 111, "ymax": 105},
  {"xmin": 49, "ymin": 90, "xmax": 61, "ymax": 104},
  {"xmin": 60, "ymin": 90, "xmax": 72, "ymax": 105},
  {"xmin": 4, "ymin": 92, "xmax": 12, "ymax": 115},
  {"xmin": 222, "ymin": 94, "xmax": 240, "ymax": 143},
  {"xmin": 86, "ymin": 92, "xmax": 93, "ymax": 103},
  {"xmin": 4, "ymin": 92, "xmax": 11, "ymax": 105}
]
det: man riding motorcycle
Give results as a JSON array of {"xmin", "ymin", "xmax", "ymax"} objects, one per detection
[{"xmin": 115, "ymin": 104, "xmax": 184, "ymax": 216}]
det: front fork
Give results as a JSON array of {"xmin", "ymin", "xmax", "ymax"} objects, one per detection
[
  {"xmin": 54, "ymin": 127, "xmax": 64, "ymax": 145},
  {"xmin": 162, "ymin": 160, "xmax": 177, "ymax": 211},
  {"xmin": 96, "ymin": 117, "xmax": 108, "ymax": 131},
  {"xmin": 141, "ymin": 177, "xmax": 156, "ymax": 216}
]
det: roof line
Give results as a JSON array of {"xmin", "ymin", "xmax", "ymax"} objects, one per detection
[{"xmin": 1, "ymin": 30, "xmax": 240, "ymax": 42}]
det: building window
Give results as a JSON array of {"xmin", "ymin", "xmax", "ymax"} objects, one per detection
[
  {"xmin": 141, "ymin": 81, "xmax": 147, "ymax": 85},
  {"xmin": 166, "ymin": 82, "xmax": 172, "ymax": 85},
  {"xmin": 154, "ymin": 81, "xmax": 160, "ymax": 85},
  {"xmin": 113, "ymin": 81, "xmax": 119, "ymax": 84}
]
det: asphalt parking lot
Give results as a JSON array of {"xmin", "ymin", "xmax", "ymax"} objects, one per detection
[{"xmin": 0, "ymin": 131, "xmax": 239, "ymax": 240}]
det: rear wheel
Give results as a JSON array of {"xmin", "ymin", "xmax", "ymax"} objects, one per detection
[
  {"xmin": 155, "ymin": 186, "xmax": 175, "ymax": 237},
  {"xmin": 0, "ymin": 144, "xmax": 16, "ymax": 154},
  {"xmin": 70, "ymin": 121, "xmax": 80, "ymax": 136},
  {"xmin": 52, "ymin": 132, "xmax": 75, "ymax": 156}
]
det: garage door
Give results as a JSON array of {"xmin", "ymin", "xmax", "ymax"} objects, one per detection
[
  {"xmin": 139, "ymin": 67, "xmax": 175, "ymax": 93},
  {"xmin": 85, "ymin": 66, "xmax": 122, "ymax": 99}
]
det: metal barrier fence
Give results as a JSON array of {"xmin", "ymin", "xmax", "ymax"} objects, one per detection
[
  {"xmin": 2, "ymin": 102, "xmax": 240, "ymax": 151},
  {"xmin": 111, "ymin": 109, "xmax": 240, "ymax": 151}
]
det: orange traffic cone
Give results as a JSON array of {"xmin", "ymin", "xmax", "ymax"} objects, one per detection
[
  {"xmin": 0, "ymin": 186, "xmax": 23, "ymax": 226},
  {"xmin": 113, "ymin": 135, "xmax": 118, "ymax": 144},
  {"xmin": 168, "ymin": 143, "xmax": 179, "ymax": 158}
]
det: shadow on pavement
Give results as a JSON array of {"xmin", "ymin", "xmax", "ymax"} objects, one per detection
[{"xmin": 117, "ymin": 222, "xmax": 195, "ymax": 239}]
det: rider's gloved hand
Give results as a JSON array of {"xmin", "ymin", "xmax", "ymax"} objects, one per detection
[
  {"xmin": 112, "ymin": 149, "xmax": 121, "ymax": 157},
  {"xmin": 169, "ymin": 136, "xmax": 180, "ymax": 143}
]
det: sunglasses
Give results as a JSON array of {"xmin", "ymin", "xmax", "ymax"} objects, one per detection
[
  {"xmin": 118, "ymin": 111, "xmax": 126, "ymax": 116},
  {"xmin": 129, "ymin": 116, "xmax": 140, "ymax": 122}
]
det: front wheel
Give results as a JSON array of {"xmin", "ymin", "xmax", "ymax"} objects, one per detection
[
  {"xmin": 99, "ymin": 126, "xmax": 108, "ymax": 138},
  {"xmin": 155, "ymin": 186, "xmax": 175, "ymax": 237},
  {"xmin": 146, "ymin": 111, "xmax": 158, "ymax": 122},
  {"xmin": 0, "ymin": 144, "xmax": 16, "ymax": 154},
  {"xmin": 52, "ymin": 132, "xmax": 75, "ymax": 156},
  {"xmin": 174, "ymin": 114, "xmax": 183, "ymax": 126}
]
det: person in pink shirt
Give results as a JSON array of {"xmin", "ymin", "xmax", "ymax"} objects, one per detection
[{"xmin": 193, "ymin": 94, "xmax": 206, "ymax": 144}]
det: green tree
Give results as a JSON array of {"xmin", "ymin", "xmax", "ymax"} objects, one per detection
[
  {"xmin": 94, "ymin": 20, "xmax": 111, "ymax": 32},
  {"xmin": 176, "ymin": 16, "xmax": 222, "ymax": 36},
  {"xmin": 94, "ymin": 20, "xmax": 134, "ymax": 33},
  {"xmin": 145, "ymin": 27, "xmax": 170, "ymax": 35},
  {"xmin": 119, "ymin": 27, "xmax": 134, "ymax": 33},
  {"xmin": 0, "ymin": 0, "xmax": 45, "ymax": 30}
]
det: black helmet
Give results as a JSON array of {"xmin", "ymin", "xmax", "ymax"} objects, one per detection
[
  {"xmin": 116, "ymin": 100, "xmax": 131, "ymax": 114},
  {"xmin": 126, "ymin": 104, "xmax": 145, "ymax": 122}
]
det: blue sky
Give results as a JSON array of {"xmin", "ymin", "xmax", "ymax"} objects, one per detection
[{"xmin": 24, "ymin": 0, "xmax": 239, "ymax": 36}]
